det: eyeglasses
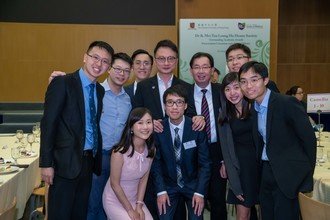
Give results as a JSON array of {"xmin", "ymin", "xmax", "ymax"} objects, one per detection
[
  {"xmin": 87, "ymin": 53, "xmax": 111, "ymax": 66},
  {"xmin": 134, "ymin": 60, "xmax": 152, "ymax": 67},
  {"xmin": 192, "ymin": 66, "xmax": 212, "ymax": 72},
  {"xmin": 165, "ymin": 99, "xmax": 185, "ymax": 107},
  {"xmin": 155, "ymin": 56, "xmax": 177, "ymax": 64},
  {"xmin": 295, "ymin": 92, "xmax": 304, "ymax": 95},
  {"xmin": 239, "ymin": 77, "xmax": 263, "ymax": 87},
  {"xmin": 227, "ymin": 55, "xmax": 249, "ymax": 63},
  {"xmin": 111, "ymin": 66, "xmax": 131, "ymax": 75}
]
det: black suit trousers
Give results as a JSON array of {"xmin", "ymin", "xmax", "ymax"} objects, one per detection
[
  {"xmin": 48, "ymin": 153, "xmax": 94, "ymax": 220},
  {"xmin": 259, "ymin": 162, "xmax": 300, "ymax": 220}
]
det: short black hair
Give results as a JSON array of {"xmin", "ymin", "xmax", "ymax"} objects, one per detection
[
  {"xmin": 163, "ymin": 84, "xmax": 188, "ymax": 104},
  {"xmin": 286, "ymin": 86, "xmax": 300, "ymax": 95},
  {"xmin": 238, "ymin": 61, "xmax": 269, "ymax": 79},
  {"xmin": 87, "ymin": 41, "xmax": 114, "ymax": 59},
  {"xmin": 189, "ymin": 52, "xmax": 214, "ymax": 68},
  {"xmin": 131, "ymin": 49, "xmax": 154, "ymax": 65},
  {"xmin": 113, "ymin": 52, "xmax": 133, "ymax": 67},
  {"xmin": 225, "ymin": 43, "xmax": 251, "ymax": 59},
  {"xmin": 154, "ymin": 39, "xmax": 178, "ymax": 56}
]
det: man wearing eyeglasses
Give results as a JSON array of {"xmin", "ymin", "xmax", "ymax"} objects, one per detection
[
  {"xmin": 152, "ymin": 84, "xmax": 211, "ymax": 220},
  {"xmin": 124, "ymin": 49, "xmax": 153, "ymax": 100},
  {"xmin": 188, "ymin": 52, "xmax": 227, "ymax": 220},
  {"xmin": 47, "ymin": 53, "xmax": 133, "ymax": 220},
  {"xmin": 40, "ymin": 41, "xmax": 114, "ymax": 220},
  {"xmin": 133, "ymin": 39, "xmax": 205, "ymax": 219},
  {"xmin": 226, "ymin": 43, "xmax": 280, "ymax": 93},
  {"xmin": 238, "ymin": 61, "xmax": 316, "ymax": 220}
]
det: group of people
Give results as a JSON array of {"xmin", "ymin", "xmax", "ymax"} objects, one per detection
[{"xmin": 39, "ymin": 39, "xmax": 316, "ymax": 220}]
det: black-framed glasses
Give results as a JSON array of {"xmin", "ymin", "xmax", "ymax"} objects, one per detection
[
  {"xmin": 86, "ymin": 53, "xmax": 111, "ymax": 66},
  {"xmin": 155, "ymin": 56, "xmax": 177, "ymax": 64},
  {"xmin": 192, "ymin": 66, "xmax": 212, "ymax": 72},
  {"xmin": 165, "ymin": 99, "xmax": 185, "ymax": 107},
  {"xmin": 227, "ymin": 55, "xmax": 249, "ymax": 63},
  {"xmin": 239, "ymin": 77, "xmax": 263, "ymax": 87},
  {"xmin": 112, "ymin": 66, "xmax": 131, "ymax": 75}
]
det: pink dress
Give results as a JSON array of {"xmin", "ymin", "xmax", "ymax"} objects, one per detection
[{"xmin": 102, "ymin": 147, "xmax": 153, "ymax": 220}]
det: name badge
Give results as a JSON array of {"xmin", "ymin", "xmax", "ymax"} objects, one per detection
[{"xmin": 183, "ymin": 140, "xmax": 197, "ymax": 150}]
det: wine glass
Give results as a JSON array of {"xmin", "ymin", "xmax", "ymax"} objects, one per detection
[
  {"xmin": 11, "ymin": 146, "xmax": 21, "ymax": 165},
  {"xmin": 32, "ymin": 125, "xmax": 40, "ymax": 143},
  {"xmin": 317, "ymin": 124, "xmax": 324, "ymax": 147},
  {"xmin": 20, "ymin": 137, "xmax": 28, "ymax": 151},
  {"xmin": 27, "ymin": 133, "xmax": 35, "ymax": 153},
  {"xmin": 15, "ymin": 130, "xmax": 24, "ymax": 143}
]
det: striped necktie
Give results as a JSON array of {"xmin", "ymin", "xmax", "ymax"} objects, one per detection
[{"xmin": 201, "ymin": 89, "xmax": 211, "ymax": 140}]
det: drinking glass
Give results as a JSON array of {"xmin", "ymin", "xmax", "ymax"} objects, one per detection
[
  {"xmin": 11, "ymin": 147, "xmax": 21, "ymax": 165},
  {"xmin": 32, "ymin": 125, "xmax": 40, "ymax": 143},
  {"xmin": 316, "ymin": 147, "xmax": 324, "ymax": 165},
  {"xmin": 15, "ymin": 130, "xmax": 24, "ymax": 143},
  {"xmin": 317, "ymin": 124, "xmax": 324, "ymax": 147},
  {"xmin": 27, "ymin": 133, "xmax": 35, "ymax": 153}
]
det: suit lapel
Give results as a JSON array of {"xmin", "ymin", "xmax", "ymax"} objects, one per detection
[
  {"xmin": 211, "ymin": 83, "xmax": 220, "ymax": 121},
  {"xmin": 73, "ymin": 72, "xmax": 85, "ymax": 126},
  {"xmin": 162, "ymin": 119, "xmax": 176, "ymax": 163},
  {"xmin": 266, "ymin": 92, "xmax": 276, "ymax": 144},
  {"xmin": 150, "ymin": 76, "xmax": 163, "ymax": 117},
  {"xmin": 96, "ymin": 83, "xmax": 104, "ymax": 121}
]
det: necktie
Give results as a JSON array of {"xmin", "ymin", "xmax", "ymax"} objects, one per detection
[
  {"xmin": 174, "ymin": 127, "xmax": 184, "ymax": 188},
  {"xmin": 201, "ymin": 89, "xmax": 211, "ymax": 140},
  {"xmin": 89, "ymin": 84, "xmax": 98, "ymax": 157}
]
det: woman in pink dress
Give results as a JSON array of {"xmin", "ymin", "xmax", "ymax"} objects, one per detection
[{"xmin": 102, "ymin": 107, "xmax": 155, "ymax": 220}]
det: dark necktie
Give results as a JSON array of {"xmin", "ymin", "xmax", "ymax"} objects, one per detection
[
  {"xmin": 201, "ymin": 89, "xmax": 211, "ymax": 140},
  {"xmin": 89, "ymin": 84, "xmax": 98, "ymax": 157},
  {"xmin": 174, "ymin": 127, "xmax": 184, "ymax": 188}
]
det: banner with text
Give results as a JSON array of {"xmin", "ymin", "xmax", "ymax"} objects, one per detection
[
  {"xmin": 179, "ymin": 19, "xmax": 271, "ymax": 83},
  {"xmin": 307, "ymin": 93, "xmax": 330, "ymax": 113}
]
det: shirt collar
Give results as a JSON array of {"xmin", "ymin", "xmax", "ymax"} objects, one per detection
[
  {"xmin": 194, "ymin": 82, "xmax": 211, "ymax": 94},
  {"xmin": 101, "ymin": 78, "xmax": 126, "ymax": 95},
  {"xmin": 79, "ymin": 68, "xmax": 94, "ymax": 87},
  {"xmin": 169, "ymin": 116, "xmax": 185, "ymax": 131},
  {"xmin": 254, "ymin": 89, "xmax": 271, "ymax": 113},
  {"xmin": 157, "ymin": 73, "xmax": 173, "ymax": 84}
]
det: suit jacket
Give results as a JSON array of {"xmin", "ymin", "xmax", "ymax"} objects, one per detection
[
  {"xmin": 252, "ymin": 91, "xmax": 316, "ymax": 198},
  {"xmin": 152, "ymin": 117, "xmax": 211, "ymax": 195},
  {"xmin": 124, "ymin": 83, "xmax": 134, "ymax": 101},
  {"xmin": 132, "ymin": 75, "xmax": 196, "ymax": 120},
  {"xmin": 40, "ymin": 70, "xmax": 104, "ymax": 179},
  {"xmin": 187, "ymin": 82, "xmax": 223, "ymax": 164}
]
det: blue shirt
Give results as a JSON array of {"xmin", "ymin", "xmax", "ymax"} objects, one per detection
[
  {"xmin": 100, "ymin": 79, "xmax": 132, "ymax": 151},
  {"xmin": 254, "ymin": 89, "xmax": 271, "ymax": 161},
  {"xmin": 79, "ymin": 68, "xmax": 98, "ymax": 151}
]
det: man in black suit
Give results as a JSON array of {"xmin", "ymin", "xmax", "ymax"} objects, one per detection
[
  {"xmin": 40, "ymin": 41, "xmax": 114, "ymax": 220},
  {"xmin": 188, "ymin": 52, "xmax": 227, "ymax": 220},
  {"xmin": 238, "ymin": 61, "xmax": 316, "ymax": 220},
  {"xmin": 152, "ymin": 85, "xmax": 211, "ymax": 220},
  {"xmin": 124, "ymin": 49, "xmax": 153, "ymax": 100}
]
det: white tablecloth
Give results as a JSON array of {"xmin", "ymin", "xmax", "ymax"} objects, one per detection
[
  {"xmin": 312, "ymin": 132, "xmax": 330, "ymax": 204},
  {"xmin": 0, "ymin": 134, "xmax": 41, "ymax": 219}
]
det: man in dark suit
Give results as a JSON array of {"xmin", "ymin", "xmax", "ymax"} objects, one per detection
[
  {"xmin": 133, "ymin": 39, "xmax": 205, "ymax": 219},
  {"xmin": 188, "ymin": 52, "xmax": 227, "ymax": 220},
  {"xmin": 124, "ymin": 49, "xmax": 153, "ymax": 100},
  {"xmin": 152, "ymin": 85, "xmax": 211, "ymax": 220},
  {"xmin": 40, "ymin": 41, "xmax": 114, "ymax": 220},
  {"xmin": 238, "ymin": 61, "xmax": 316, "ymax": 220}
]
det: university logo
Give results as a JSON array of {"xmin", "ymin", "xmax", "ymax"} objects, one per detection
[
  {"xmin": 189, "ymin": 22, "xmax": 195, "ymax": 29},
  {"xmin": 238, "ymin": 22, "xmax": 245, "ymax": 30}
]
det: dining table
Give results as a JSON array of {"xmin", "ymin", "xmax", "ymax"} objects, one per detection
[
  {"xmin": 0, "ymin": 134, "xmax": 41, "ymax": 219},
  {"xmin": 312, "ymin": 131, "xmax": 330, "ymax": 204}
]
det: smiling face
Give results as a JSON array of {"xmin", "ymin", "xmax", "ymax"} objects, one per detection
[
  {"xmin": 154, "ymin": 47, "xmax": 177, "ymax": 75},
  {"xmin": 164, "ymin": 94, "xmax": 187, "ymax": 125},
  {"xmin": 239, "ymin": 69, "xmax": 269, "ymax": 104},
  {"xmin": 132, "ymin": 113, "xmax": 153, "ymax": 141},
  {"xmin": 83, "ymin": 46, "xmax": 111, "ymax": 81},
  {"xmin": 190, "ymin": 56, "xmax": 214, "ymax": 88},
  {"xmin": 132, "ymin": 53, "xmax": 152, "ymax": 82},
  {"xmin": 107, "ymin": 59, "xmax": 131, "ymax": 91},
  {"xmin": 227, "ymin": 49, "xmax": 251, "ymax": 72},
  {"xmin": 224, "ymin": 80, "xmax": 244, "ymax": 107}
]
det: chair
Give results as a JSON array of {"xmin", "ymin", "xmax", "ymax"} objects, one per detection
[
  {"xmin": 0, "ymin": 197, "xmax": 16, "ymax": 220},
  {"xmin": 29, "ymin": 184, "xmax": 49, "ymax": 220},
  {"xmin": 299, "ymin": 192, "xmax": 330, "ymax": 220}
]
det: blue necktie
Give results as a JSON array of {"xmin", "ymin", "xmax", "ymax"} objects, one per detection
[
  {"xmin": 89, "ymin": 84, "xmax": 98, "ymax": 157},
  {"xmin": 174, "ymin": 127, "xmax": 184, "ymax": 188}
]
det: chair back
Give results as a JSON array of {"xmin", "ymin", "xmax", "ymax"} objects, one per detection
[
  {"xmin": 299, "ymin": 192, "xmax": 330, "ymax": 220},
  {"xmin": 0, "ymin": 197, "xmax": 16, "ymax": 220}
]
